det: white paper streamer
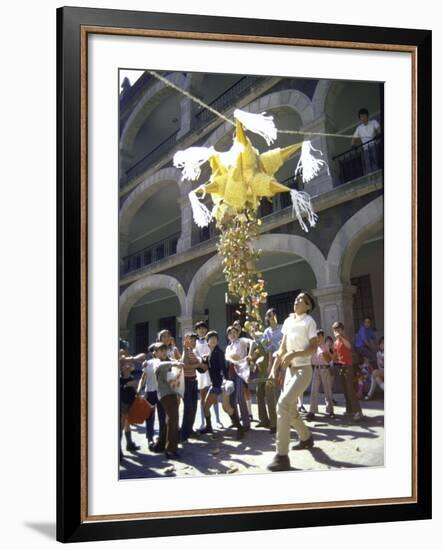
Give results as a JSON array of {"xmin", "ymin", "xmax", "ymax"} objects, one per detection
[
  {"xmin": 233, "ymin": 108, "xmax": 277, "ymax": 146},
  {"xmin": 173, "ymin": 146, "xmax": 215, "ymax": 181},
  {"xmin": 188, "ymin": 189, "xmax": 213, "ymax": 228},
  {"xmin": 290, "ymin": 189, "xmax": 318, "ymax": 232},
  {"xmin": 294, "ymin": 141, "xmax": 330, "ymax": 183}
]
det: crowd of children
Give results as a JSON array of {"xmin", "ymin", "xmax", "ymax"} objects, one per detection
[{"xmin": 119, "ymin": 293, "xmax": 384, "ymax": 472}]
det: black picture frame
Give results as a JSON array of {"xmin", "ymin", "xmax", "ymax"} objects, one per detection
[{"xmin": 57, "ymin": 6, "xmax": 432, "ymax": 543}]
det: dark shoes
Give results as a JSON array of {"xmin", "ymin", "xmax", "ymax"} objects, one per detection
[
  {"xmin": 305, "ymin": 412, "xmax": 316, "ymax": 420},
  {"xmin": 165, "ymin": 450, "xmax": 181, "ymax": 460},
  {"xmin": 126, "ymin": 442, "xmax": 140, "ymax": 452},
  {"xmin": 236, "ymin": 427, "xmax": 245, "ymax": 440},
  {"xmin": 124, "ymin": 431, "xmax": 140, "ymax": 452},
  {"xmin": 328, "ymin": 413, "xmax": 336, "ymax": 419},
  {"xmin": 269, "ymin": 427, "xmax": 276, "ymax": 434},
  {"xmin": 198, "ymin": 426, "xmax": 213, "ymax": 434},
  {"xmin": 267, "ymin": 454, "xmax": 291, "ymax": 472},
  {"xmin": 256, "ymin": 422, "xmax": 270, "ymax": 428},
  {"xmin": 292, "ymin": 435, "xmax": 314, "ymax": 450},
  {"xmin": 298, "ymin": 405, "xmax": 307, "ymax": 414},
  {"xmin": 149, "ymin": 441, "xmax": 165, "ymax": 453},
  {"xmin": 198, "ymin": 416, "xmax": 213, "ymax": 434}
]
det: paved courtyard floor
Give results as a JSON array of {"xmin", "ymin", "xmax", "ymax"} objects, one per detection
[{"xmin": 119, "ymin": 394, "xmax": 384, "ymax": 480}]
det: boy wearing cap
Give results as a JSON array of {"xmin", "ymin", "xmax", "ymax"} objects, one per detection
[{"xmin": 267, "ymin": 291, "xmax": 318, "ymax": 472}]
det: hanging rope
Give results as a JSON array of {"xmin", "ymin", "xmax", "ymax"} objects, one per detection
[{"xmin": 147, "ymin": 70, "xmax": 355, "ymax": 139}]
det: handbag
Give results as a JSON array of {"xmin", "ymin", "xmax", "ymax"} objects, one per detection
[{"xmin": 127, "ymin": 396, "xmax": 154, "ymax": 424}]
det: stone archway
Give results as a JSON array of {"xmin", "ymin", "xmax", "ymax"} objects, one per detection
[
  {"xmin": 311, "ymin": 80, "xmax": 332, "ymax": 119},
  {"xmin": 185, "ymin": 233, "xmax": 327, "ymax": 317},
  {"xmin": 119, "ymin": 274, "xmax": 187, "ymax": 331},
  {"xmin": 119, "ymin": 167, "xmax": 182, "ymax": 253},
  {"xmin": 119, "ymin": 72, "xmax": 187, "ymax": 155},
  {"xmin": 326, "ymin": 196, "xmax": 384, "ymax": 285},
  {"xmin": 203, "ymin": 89, "xmax": 314, "ymax": 148}
]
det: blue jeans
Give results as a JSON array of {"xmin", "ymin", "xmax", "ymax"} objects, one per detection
[
  {"xmin": 181, "ymin": 378, "xmax": 198, "ymax": 439},
  {"xmin": 145, "ymin": 390, "xmax": 165, "ymax": 441}
]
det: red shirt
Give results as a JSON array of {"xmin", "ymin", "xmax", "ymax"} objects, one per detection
[{"xmin": 334, "ymin": 335, "xmax": 353, "ymax": 366}]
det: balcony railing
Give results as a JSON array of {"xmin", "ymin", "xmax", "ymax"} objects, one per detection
[
  {"xmin": 121, "ymin": 75, "xmax": 267, "ymax": 188},
  {"xmin": 333, "ymin": 136, "xmax": 383, "ymax": 186},
  {"xmin": 194, "ymin": 75, "xmax": 265, "ymax": 129},
  {"xmin": 124, "ymin": 130, "xmax": 179, "ymax": 184},
  {"xmin": 122, "ymin": 233, "xmax": 180, "ymax": 275},
  {"xmin": 193, "ymin": 221, "xmax": 217, "ymax": 245},
  {"xmin": 257, "ymin": 174, "xmax": 304, "ymax": 218}
]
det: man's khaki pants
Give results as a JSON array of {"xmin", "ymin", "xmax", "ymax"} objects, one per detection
[{"xmin": 276, "ymin": 365, "xmax": 313, "ymax": 455}]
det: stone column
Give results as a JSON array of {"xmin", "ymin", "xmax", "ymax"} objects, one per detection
[
  {"xmin": 176, "ymin": 193, "xmax": 194, "ymax": 253},
  {"xmin": 177, "ymin": 314, "xmax": 209, "ymax": 338},
  {"xmin": 311, "ymin": 284, "xmax": 357, "ymax": 336},
  {"xmin": 300, "ymin": 114, "xmax": 336, "ymax": 196},
  {"xmin": 177, "ymin": 96, "xmax": 198, "ymax": 139},
  {"xmin": 177, "ymin": 73, "xmax": 203, "ymax": 139}
]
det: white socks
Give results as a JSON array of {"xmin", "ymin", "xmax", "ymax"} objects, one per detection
[{"xmin": 246, "ymin": 399, "xmax": 252, "ymax": 416}]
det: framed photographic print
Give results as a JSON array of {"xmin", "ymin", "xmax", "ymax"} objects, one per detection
[{"xmin": 57, "ymin": 6, "xmax": 432, "ymax": 543}]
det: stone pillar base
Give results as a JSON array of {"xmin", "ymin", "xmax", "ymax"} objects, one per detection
[{"xmin": 312, "ymin": 284, "xmax": 357, "ymax": 337}]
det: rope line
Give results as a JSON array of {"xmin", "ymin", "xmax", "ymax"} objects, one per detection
[{"xmin": 148, "ymin": 70, "xmax": 356, "ymax": 139}]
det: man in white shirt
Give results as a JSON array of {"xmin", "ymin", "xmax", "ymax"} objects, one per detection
[
  {"xmin": 352, "ymin": 108, "xmax": 381, "ymax": 146},
  {"xmin": 352, "ymin": 108, "xmax": 381, "ymax": 174},
  {"xmin": 267, "ymin": 292, "xmax": 318, "ymax": 472}
]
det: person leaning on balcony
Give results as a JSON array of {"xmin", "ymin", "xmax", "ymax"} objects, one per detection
[
  {"xmin": 267, "ymin": 292, "xmax": 318, "ymax": 472},
  {"xmin": 352, "ymin": 108, "xmax": 381, "ymax": 174},
  {"xmin": 351, "ymin": 108, "xmax": 381, "ymax": 147},
  {"xmin": 332, "ymin": 321, "xmax": 363, "ymax": 421}
]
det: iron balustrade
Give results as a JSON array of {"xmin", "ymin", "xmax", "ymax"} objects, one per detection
[
  {"xmin": 194, "ymin": 76, "xmax": 265, "ymax": 128},
  {"xmin": 121, "ymin": 75, "xmax": 265, "ymax": 187},
  {"xmin": 332, "ymin": 136, "xmax": 383, "ymax": 185},
  {"xmin": 195, "ymin": 221, "xmax": 217, "ymax": 245},
  {"xmin": 124, "ymin": 130, "xmax": 179, "ymax": 183},
  {"xmin": 257, "ymin": 174, "xmax": 304, "ymax": 218},
  {"xmin": 122, "ymin": 233, "xmax": 180, "ymax": 275}
]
